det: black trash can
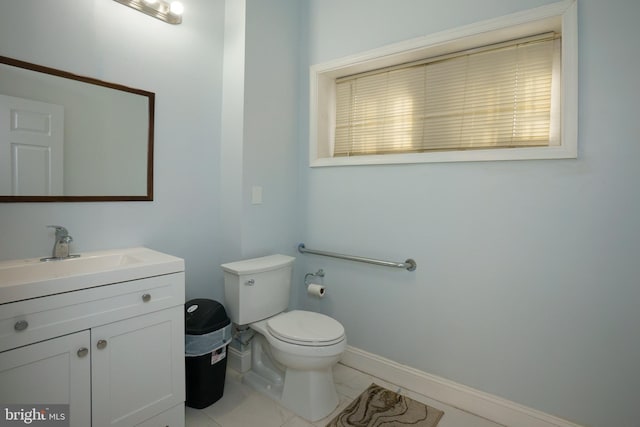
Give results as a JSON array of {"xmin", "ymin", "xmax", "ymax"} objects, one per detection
[{"xmin": 185, "ymin": 298, "xmax": 232, "ymax": 409}]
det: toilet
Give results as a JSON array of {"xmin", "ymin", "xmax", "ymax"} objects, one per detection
[{"xmin": 221, "ymin": 254, "xmax": 346, "ymax": 422}]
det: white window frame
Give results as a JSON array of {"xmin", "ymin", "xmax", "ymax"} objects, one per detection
[{"xmin": 309, "ymin": 0, "xmax": 577, "ymax": 167}]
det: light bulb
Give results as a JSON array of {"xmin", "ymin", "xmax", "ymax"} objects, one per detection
[{"xmin": 169, "ymin": 1, "xmax": 184, "ymax": 15}]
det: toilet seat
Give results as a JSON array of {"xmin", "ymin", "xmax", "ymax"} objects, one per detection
[{"xmin": 267, "ymin": 310, "xmax": 345, "ymax": 347}]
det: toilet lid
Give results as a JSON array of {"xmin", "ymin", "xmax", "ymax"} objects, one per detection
[{"xmin": 267, "ymin": 310, "xmax": 345, "ymax": 346}]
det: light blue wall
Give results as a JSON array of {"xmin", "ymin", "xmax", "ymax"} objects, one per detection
[
  {"xmin": 218, "ymin": 0, "xmax": 301, "ymax": 272},
  {"xmin": 242, "ymin": 0, "xmax": 300, "ymax": 259},
  {"xmin": 0, "ymin": 0, "xmax": 227, "ymax": 301},
  {"xmin": 297, "ymin": 1, "xmax": 640, "ymax": 426}
]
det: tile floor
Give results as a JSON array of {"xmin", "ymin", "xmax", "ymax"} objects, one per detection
[{"xmin": 185, "ymin": 363, "xmax": 504, "ymax": 427}]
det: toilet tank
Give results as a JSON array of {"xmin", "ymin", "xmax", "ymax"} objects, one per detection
[{"xmin": 221, "ymin": 254, "xmax": 295, "ymax": 325}]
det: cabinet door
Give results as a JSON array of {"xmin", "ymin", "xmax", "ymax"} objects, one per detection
[
  {"xmin": 91, "ymin": 306, "xmax": 185, "ymax": 427},
  {"xmin": 0, "ymin": 330, "xmax": 91, "ymax": 427}
]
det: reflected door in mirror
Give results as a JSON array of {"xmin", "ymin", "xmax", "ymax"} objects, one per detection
[{"xmin": 0, "ymin": 94, "xmax": 64, "ymax": 195}]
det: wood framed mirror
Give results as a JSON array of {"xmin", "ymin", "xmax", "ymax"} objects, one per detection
[{"xmin": 0, "ymin": 55, "xmax": 154, "ymax": 202}]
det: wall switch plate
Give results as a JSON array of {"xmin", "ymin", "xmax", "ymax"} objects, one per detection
[{"xmin": 251, "ymin": 186, "xmax": 263, "ymax": 204}]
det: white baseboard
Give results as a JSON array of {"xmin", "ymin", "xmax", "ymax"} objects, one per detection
[{"xmin": 340, "ymin": 346, "xmax": 583, "ymax": 427}]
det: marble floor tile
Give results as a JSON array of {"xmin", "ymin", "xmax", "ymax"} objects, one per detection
[
  {"xmin": 201, "ymin": 374, "xmax": 294, "ymax": 427},
  {"xmin": 186, "ymin": 363, "xmax": 504, "ymax": 427},
  {"xmin": 311, "ymin": 394, "xmax": 353, "ymax": 427},
  {"xmin": 281, "ymin": 415, "xmax": 316, "ymax": 427},
  {"xmin": 332, "ymin": 363, "xmax": 377, "ymax": 399},
  {"xmin": 185, "ymin": 406, "xmax": 222, "ymax": 427},
  {"xmin": 399, "ymin": 388, "xmax": 505, "ymax": 427}
]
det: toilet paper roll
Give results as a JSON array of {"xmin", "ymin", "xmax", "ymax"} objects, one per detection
[{"xmin": 307, "ymin": 283, "xmax": 326, "ymax": 298}]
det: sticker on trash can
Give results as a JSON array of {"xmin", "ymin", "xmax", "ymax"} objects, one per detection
[
  {"xmin": 187, "ymin": 304, "xmax": 198, "ymax": 313},
  {"xmin": 211, "ymin": 346, "xmax": 226, "ymax": 365}
]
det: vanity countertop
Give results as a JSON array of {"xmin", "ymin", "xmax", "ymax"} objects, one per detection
[{"xmin": 0, "ymin": 247, "xmax": 184, "ymax": 304}]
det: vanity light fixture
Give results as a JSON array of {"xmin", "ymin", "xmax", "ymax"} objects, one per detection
[{"xmin": 113, "ymin": 0, "xmax": 184, "ymax": 25}]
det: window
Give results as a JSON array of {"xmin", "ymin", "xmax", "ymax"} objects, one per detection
[
  {"xmin": 309, "ymin": 0, "xmax": 577, "ymax": 166},
  {"xmin": 334, "ymin": 34, "xmax": 560, "ymax": 156}
]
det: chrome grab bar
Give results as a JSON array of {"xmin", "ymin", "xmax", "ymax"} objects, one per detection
[{"xmin": 297, "ymin": 243, "xmax": 416, "ymax": 271}]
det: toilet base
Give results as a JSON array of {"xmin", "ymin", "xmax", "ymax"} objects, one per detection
[
  {"xmin": 242, "ymin": 334, "xmax": 339, "ymax": 422},
  {"xmin": 280, "ymin": 367, "xmax": 339, "ymax": 422},
  {"xmin": 243, "ymin": 366, "xmax": 339, "ymax": 422}
]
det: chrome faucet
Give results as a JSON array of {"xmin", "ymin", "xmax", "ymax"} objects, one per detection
[{"xmin": 42, "ymin": 225, "xmax": 80, "ymax": 261}]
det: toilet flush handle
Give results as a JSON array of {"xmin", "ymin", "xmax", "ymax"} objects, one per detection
[{"xmin": 245, "ymin": 279, "xmax": 255, "ymax": 286}]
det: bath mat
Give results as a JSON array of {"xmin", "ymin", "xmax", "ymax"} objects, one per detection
[{"xmin": 326, "ymin": 383, "xmax": 444, "ymax": 427}]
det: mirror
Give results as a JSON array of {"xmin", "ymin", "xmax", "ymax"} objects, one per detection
[{"xmin": 0, "ymin": 55, "xmax": 154, "ymax": 202}]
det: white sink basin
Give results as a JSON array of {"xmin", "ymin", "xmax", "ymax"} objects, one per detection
[
  {"xmin": 6, "ymin": 254, "xmax": 141, "ymax": 282},
  {"xmin": 0, "ymin": 247, "xmax": 184, "ymax": 304}
]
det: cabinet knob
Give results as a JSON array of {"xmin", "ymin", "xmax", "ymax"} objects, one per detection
[
  {"xmin": 245, "ymin": 279, "xmax": 255, "ymax": 286},
  {"xmin": 142, "ymin": 293, "xmax": 151, "ymax": 302},
  {"xmin": 77, "ymin": 347, "xmax": 89, "ymax": 358},
  {"xmin": 97, "ymin": 339, "xmax": 108, "ymax": 350},
  {"xmin": 14, "ymin": 320, "xmax": 28, "ymax": 331}
]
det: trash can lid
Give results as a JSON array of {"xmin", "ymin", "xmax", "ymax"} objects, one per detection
[{"xmin": 185, "ymin": 299, "xmax": 230, "ymax": 335}]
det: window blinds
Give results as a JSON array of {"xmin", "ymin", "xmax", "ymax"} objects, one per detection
[{"xmin": 334, "ymin": 34, "xmax": 560, "ymax": 157}]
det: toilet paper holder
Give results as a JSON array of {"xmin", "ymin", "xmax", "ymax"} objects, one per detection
[{"xmin": 304, "ymin": 269, "xmax": 325, "ymax": 285}]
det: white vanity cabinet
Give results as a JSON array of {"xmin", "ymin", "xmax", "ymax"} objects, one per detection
[
  {"xmin": 0, "ymin": 330, "xmax": 92, "ymax": 425},
  {"xmin": 91, "ymin": 305, "xmax": 184, "ymax": 427},
  {"xmin": 0, "ymin": 255, "xmax": 186, "ymax": 427}
]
